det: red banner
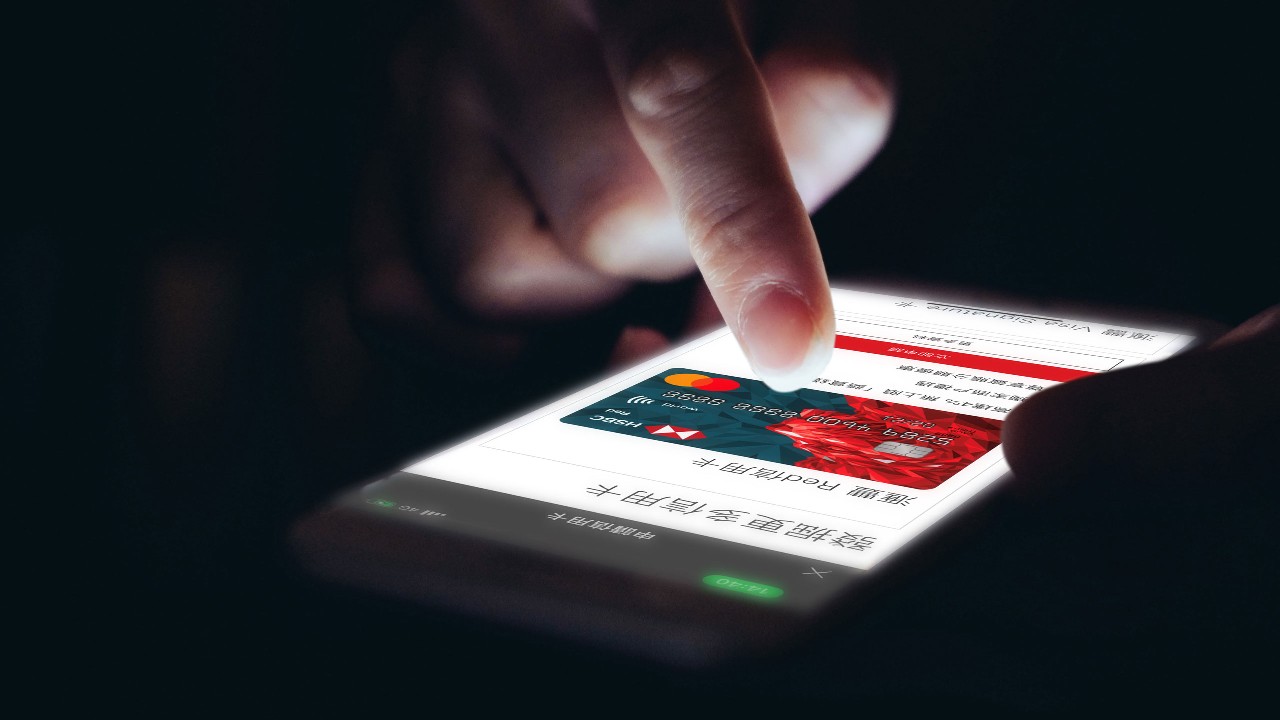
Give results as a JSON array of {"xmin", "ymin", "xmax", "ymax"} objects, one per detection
[{"xmin": 833, "ymin": 335, "xmax": 1095, "ymax": 383}]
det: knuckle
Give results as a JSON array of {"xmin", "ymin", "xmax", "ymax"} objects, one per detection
[
  {"xmin": 685, "ymin": 193, "xmax": 808, "ymax": 289},
  {"xmin": 621, "ymin": 40, "xmax": 738, "ymax": 121},
  {"xmin": 688, "ymin": 194, "xmax": 786, "ymax": 262}
]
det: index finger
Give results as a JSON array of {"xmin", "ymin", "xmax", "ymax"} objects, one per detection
[{"xmin": 592, "ymin": 0, "xmax": 833, "ymax": 392}]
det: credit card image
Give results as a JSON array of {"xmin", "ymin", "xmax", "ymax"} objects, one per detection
[{"xmin": 561, "ymin": 368, "xmax": 1003, "ymax": 490}]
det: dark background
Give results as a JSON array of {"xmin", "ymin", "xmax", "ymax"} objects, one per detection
[{"xmin": 9, "ymin": 1, "xmax": 1273, "ymax": 712}]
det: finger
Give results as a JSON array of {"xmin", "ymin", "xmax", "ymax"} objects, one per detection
[
  {"xmin": 349, "ymin": 138, "xmax": 435, "ymax": 328},
  {"xmin": 421, "ymin": 131, "xmax": 629, "ymax": 322},
  {"xmin": 350, "ymin": 136, "xmax": 624, "ymax": 414},
  {"xmin": 1002, "ymin": 305, "xmax": 1280, "ymax": 488},
  {"xmin": 593, "ymin": 0, "xmax": 833, "ymax": 392},
  {"xmin": 349, "ymin": 136, "xmax": 526, "ymax": 370},
  {"xmin": 460, "ymin": 2, "xmax": 692, "ymax": 281},
  {"xmin": 759, "ymin": 38, "xmax": 894, "ymax": 209},
  {"xmin": 608, "ymin": 325, "xmax": 671, "ymax": 368},
  {"xmin": 1211, "ymin": 304, "xmax": 1280, "ymax": 347},
  {"xmin": 397, "ymin": 53, "xmax": 629, "ymax": 322}
]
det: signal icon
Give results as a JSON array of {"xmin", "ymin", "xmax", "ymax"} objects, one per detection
[{"xmin": 627, "ymin": 396, "xmax": 655, "ymax": 405}]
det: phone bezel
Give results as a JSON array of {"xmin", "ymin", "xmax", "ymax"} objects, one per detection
[{"xmin": 290, "ymin": 284, "xmax": 1218, "ymax": 666}]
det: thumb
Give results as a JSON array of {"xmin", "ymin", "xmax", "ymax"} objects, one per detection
[{"xmin": 1002, "ymin": 305, "xmax": 1280, "ymax": 488}]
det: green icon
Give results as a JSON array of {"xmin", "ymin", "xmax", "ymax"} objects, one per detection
[
  {"xmin": 702, "ymin": 574, "xmax": 784, "ymax": 600},
  {"xmin": 372, "ymin": 499, "xmax": 396, "ymax": 508}
]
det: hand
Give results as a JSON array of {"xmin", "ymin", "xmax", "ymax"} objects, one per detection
[
  {"xmin": 350, "ymin": 0, "xmax": 893, "ymax": 390},
  {"xmin": 948, "ymin": 304, "xmax": 1280, "ymax": 697},
  {"xmin": 1003, "ymin": 305, "xmax": 1280, "ymax": 488}
]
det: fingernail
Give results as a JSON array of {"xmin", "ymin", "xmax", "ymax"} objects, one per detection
[{"xmin": 738, "ymin": 283, "xmax": 832, "ymax": 392}]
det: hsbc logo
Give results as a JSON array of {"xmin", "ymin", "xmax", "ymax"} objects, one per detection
[{"xmin": 646, "ymin": 424, "xmax": 705, "ymax": 441}]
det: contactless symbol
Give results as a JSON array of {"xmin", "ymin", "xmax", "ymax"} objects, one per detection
[
  {"xmin": 663, "ymin": 373, "xmax": 741, "ymax": 392},
  {"xmin": 646, "ymin": 424, "xmax": 706, "ymax": 440},
  {"xmin": 627, "ymin": 396, "xmax": 655, "ymax": 404}
]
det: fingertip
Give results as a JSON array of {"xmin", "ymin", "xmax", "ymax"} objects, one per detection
[
  {"xmin": 737, "ymin": 282, "xmax": 833, "ymax": 392},
  {"xmin": 1010, "ymin": 365, "xmax": 1197, "ymax": 489},
  {"xmin": 1001, "ymin": 379, "xmax": 1110, "ymax": 487},
  {"xmin": 755, "ymin": 336, "xmax": 831, "ymax": 393}
]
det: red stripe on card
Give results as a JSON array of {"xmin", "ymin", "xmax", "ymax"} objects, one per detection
[{"xmin": 833, "ymin": 335, "xmax": 1095, "ymax": 382}]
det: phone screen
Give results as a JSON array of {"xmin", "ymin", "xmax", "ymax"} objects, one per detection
[{"xmin": 346, "ymin": 288, "xmax": 1198, "ymax": 613}]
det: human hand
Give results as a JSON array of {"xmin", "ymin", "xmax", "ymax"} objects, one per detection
[
  {"xmin": 799, "ymin": 306, "xmax": 1280, "ymax": 706},
  {"xmin": 1003, "ymin": 305, "xmax": 1280, "ymax": 489},
  {"xmin": 350, "ymin": 0, "xmax": 893, "ymax": 390},
  {"xmin": 955, "ymin": 304, "xmax": 1280, "ymax": 691}
]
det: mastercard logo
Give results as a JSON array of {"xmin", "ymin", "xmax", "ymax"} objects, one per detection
[{"xmin": 664, "ymin": 373, "xmax": 741, "ymax": 392}]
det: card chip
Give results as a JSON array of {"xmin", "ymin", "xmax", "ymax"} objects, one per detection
[{"xmin": 874, "ymin": 441, "xmax": 934, "ymax": 459}]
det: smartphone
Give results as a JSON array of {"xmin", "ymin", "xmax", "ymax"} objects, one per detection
[{"xmin": 291, "ymin": 284, "xmax": 1209, "ymax": 665}]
